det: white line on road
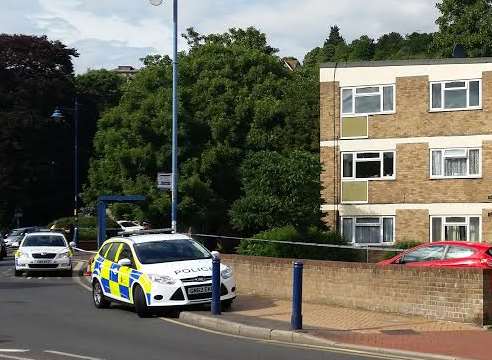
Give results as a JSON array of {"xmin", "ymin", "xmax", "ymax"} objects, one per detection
[
  {"xmin": 44, "ymin": 350, "xmax": 105, "ymax": 360},
  {"xmin": 0, "ymin": 354, "xmax": 36, "ymax": 360},
  {"xmin": 0, "ymin": 350, "xmax": 29, "ymax": 353},
  {"xmin": 72, "ymin": 262, "xmax": 91, "ymax": 291}
]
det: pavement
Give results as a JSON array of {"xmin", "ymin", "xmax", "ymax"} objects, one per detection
[
  {"xmin": 71, "ymin": 251, "xmax": 491, "ymax": 360},
  {"xmin": 0, "ymin": 254, "xmax": 385, "ymax": 360}
]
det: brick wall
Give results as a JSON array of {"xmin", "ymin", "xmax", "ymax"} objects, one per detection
[{"xmin": 223, "ymin": 254, "xmax": 492, "ymax": 325}]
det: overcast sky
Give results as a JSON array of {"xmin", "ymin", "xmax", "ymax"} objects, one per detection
[{"xmin": 1, "ymin": 0, "xmax": 439, "ymax": 73}]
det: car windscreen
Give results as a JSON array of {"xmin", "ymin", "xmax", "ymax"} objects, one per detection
[
  {"xmin": 22, "ymin": 235, "xmax": 66, "ymax": 247},
  {"xmin": 10, "ymin": 229, "xmax": 23, "ymax": 236},
  {"xmin": 134, "ymin": 239, "xmax": 211, "ymax": 264},
  {"xmin": 120, "ymin": 221, "xmax": 137, "ymax": 227}
]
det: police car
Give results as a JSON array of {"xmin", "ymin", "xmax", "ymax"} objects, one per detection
[
  {"xmin": 15, "ymin": 232, "xmax": 73, "ymax": 276},
  {"xmin": 91, "ymin": 232, "xmax": 236, "ymax": 317}
]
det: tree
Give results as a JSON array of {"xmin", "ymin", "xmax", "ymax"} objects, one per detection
[
  {"xmin": 0, "ymin": 34, "xmax": 78, "ymax": 227},
  {"xmin": 434, "ymin": 0, "xmax": 492, "ymax": 56},
  {"xmin": 230, "ymin": 151, "xmax": 321, "ymax": 235},
  {"xmin": 374, "ymin": 32, "xmax": 405, "ymax": 60},
  {"xmin": 348, "ymin": 35, "xmax": 376, "ymax": 61},
  {"xmin": 85, "ymin": 28, "xmax": 317, "ymax": 233}
]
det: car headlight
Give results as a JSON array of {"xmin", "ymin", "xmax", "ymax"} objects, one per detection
[
  {"xmin": 221, "ymin": 266, "xmax": 233, "ymax": 279},
  {"xmin": 148, "ymin": 274, "xmax": 177, "ymax": 285},
  {"xmin": 58, "ymin": 251, "xmax": 71, "ymax": 259},
  {"xmin": 15, "ymin": 251, "xmax": 29, "ymax": 259}
]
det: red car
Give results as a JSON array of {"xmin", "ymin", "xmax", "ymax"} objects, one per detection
[{"xmin": 378, "ymin": 241, "xmax": 492, "ymax": 268}]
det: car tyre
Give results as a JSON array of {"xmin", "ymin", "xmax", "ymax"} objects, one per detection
[
  {"xmin": 14, "ymin": 269, "xmax": 22, "ymax": 277},
  {"xmin": 221, "ymin": 299, "xmax": 233, "ymax": 311},
  {"xmin": 92, "ymin": 280, "xmax": 110, "ymax": 309},
  {"xmin": 133, "ymin": 285, "xmax": 151, "ymax": 318}
]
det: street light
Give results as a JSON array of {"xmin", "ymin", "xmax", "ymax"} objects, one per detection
[
  {"xmin": 51, "ymin": 98, "xmax": 80, "ymax": 245},
  {"xmin": 150, "ymin": 0, "xmax": 179, "ymax": 233}
]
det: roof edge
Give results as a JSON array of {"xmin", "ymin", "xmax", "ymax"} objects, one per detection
[{"xmin": 320, "ymin": 57, "xmax": 492, "ymax": 69}]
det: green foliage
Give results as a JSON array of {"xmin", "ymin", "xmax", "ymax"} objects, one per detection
[
  {"xmin": 237, "ymin": 225, "xmax": 359, "ymax": 261},
  {"xmin": 85, "ymin": 27, "xmax": 318, "ymax": 232},
  {"xmin": 230, "ymin": 151, "xmax": 321, "ymax": 234},
  {"xmin": 434, "ymin": 0, "xmax": 492, "ymax": 57}
]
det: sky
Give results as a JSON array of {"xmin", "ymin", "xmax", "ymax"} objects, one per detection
[{"xmin": 1, "ymin": 0, "xmax": 439, "ymax": 74}]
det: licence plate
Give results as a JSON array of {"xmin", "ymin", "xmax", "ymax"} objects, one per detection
[
  {"xmin": 34, "ymin": 260, "xmax": 53, "ymax": 264},
  {"xmin": 187, "ymin": 285, "xmax": 212, "ymax": 295}
]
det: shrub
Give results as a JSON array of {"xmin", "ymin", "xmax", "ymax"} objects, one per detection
[{"xmin": 237, "ymin": 225, "xmax": 360, "ymax": 262}]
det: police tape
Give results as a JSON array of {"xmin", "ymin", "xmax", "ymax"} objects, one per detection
[
  {"xmin": 191, "ymin": 233, "xmax": 406, "ymax": 253},
  {"xmin": 72, "ymin": 247, "xmax": 97, "ymax": 254}
]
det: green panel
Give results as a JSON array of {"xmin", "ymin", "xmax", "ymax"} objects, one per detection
[
  {"xmin": 342, "ymin": 181, "xmax": 368, "ymax": 203},
  {"xmin": 341, "ymin": 116, "xmax": 367, "ymax": 138}
]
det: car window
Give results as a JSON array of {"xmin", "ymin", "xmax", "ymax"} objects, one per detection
[
  {"xmin": 134, "ymin": 239, "xmax": 211, "ymax": 264},
  {"xmin": 401, "ymin": 245, "xmax": 446, "ymax": 264},
  {"xmin": 117, "ymin": 244, "xmax": 136, "ymax": 268},
  {"xmin": 120, "ymin": 221, "xmax": 137, "ymax": 227},
  {"xmin": 445, "ymin": 246, "xmax": 476, "ymax": 259},
  {"xmin": 22, "ymin": 235, "xmax": 66, "ymax": 247},
  {"xmin": 99, "ymin": 243, "xmax": 111, "ymax": 258},
  {"xmin": 106, "ymin": 243, "xmax": 122, "ymax": 262}
]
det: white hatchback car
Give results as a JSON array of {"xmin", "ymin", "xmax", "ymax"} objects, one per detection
[
  {"xmin": 90, "ymin": 233, "xmax": 236, "ymax": 317},
  {"xmin": 15, "ymin": 232, "xmax": 73, "ymax": 276}
]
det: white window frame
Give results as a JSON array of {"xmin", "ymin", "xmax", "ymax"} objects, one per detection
[
  {"xmin": 341, "ymin": 84, "xmax": 396, "ymax": 116},
  {"xmin": 342, "ymin": 216, "xmax": 395, "ymax": 246},
  {"xmin": 430, "ymin": 215, "xmax": 481, "ymax": 243},
  {"xmin": 429, "ymin": 79, "xmax": 482, "ymax": 112},
  {"xmin": 429, "ymin": 147, "xmax": 481, "ymax": 179},
  {"xmin": 342, "ymin": 151, "xmax": 396, "ymax": 181}
]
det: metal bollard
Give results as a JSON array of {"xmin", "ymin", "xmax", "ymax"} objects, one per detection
[
  {"xmin": 211, "ymin": 251, "xmax": 221, "ymax": 315},
  {"xmin": 291, "ymin": 261, "xmax": 303, "ymax": 330}
]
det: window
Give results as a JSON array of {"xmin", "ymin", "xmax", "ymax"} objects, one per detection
[
  {"xmin": 99, "ymin": 243, "xmax": 112, "ymax": 258},
  {"xmin": 430, "ymin": 79, "xmax": 481, "ymax": 111},
  {"xmin": 117, "ymin": 244, "xmax": 136, "ymax": 268},
  {"xmin": 342, "ymin": 85, "xmax": 395, "ymax": 115},
  {"xmin": 445, "ymin": 246, "xmax": 476, "ymax": 259},
  {"xmin": 400, "ymin": 245, "xmax": 446, "ymax": 264},
  {"xmin": 430, "ymin": 216, "xmax": 481, "ymax": 242},
  {"xmin": 106, "ymin": 243, "xmax": 122, "ymax": 262},
  {"xmin": 342, "ymin": 216, "xmax": 394, "ymax": 245},
  {"xmin": 342, "ymin": 151, "xmax": 395, "ymax": 180},
  {"xmin": 430, "ymin": 148, "xmax": 480, "ymax": 178}
]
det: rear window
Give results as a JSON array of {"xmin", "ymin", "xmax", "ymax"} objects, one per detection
[
  {"xmin": 120, "ymin": 222, "xmax": 137, "ymax": 227},
  {"xmin": 22, "ymin": 235, "xmax": 66, "ymax": 247},
  {"xmin": 106, "ymin": 243, "xmax": 121, "ymax": 262}
]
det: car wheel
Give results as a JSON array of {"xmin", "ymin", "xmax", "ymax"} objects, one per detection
[
  {"xmin": 133, "ymin": 285, "xmax": 151, "ymax": 318},
  {"xmin": 14, "ymin": 269, "xmax": 22, "ymax": 277},
  {"xmin": 221, "ymin": 299, "xmax": 234, "ymax": 311},
  {"xmin": 92, "ymin": 280, "xmax": 110, "ymax": 309}
]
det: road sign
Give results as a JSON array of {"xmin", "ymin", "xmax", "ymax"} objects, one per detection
[{"xmin": 157, "ymin": 173, "xmax": 172, "ymax": 190}]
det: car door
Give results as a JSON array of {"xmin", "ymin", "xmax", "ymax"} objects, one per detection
[
  {"xmin": 399, "ymin": 245, "xmax": 447, "ymax": 267},
  {"xmin": 115, "ymin": 243, "xmax": 136, "ymax": 302},
  {"xmin": 99, "ymin": 242, "xmax": 122, "ymax": 299}
]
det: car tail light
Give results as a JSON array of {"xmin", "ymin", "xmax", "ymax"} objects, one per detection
[{"xmin": 480, "ymin": 258, "xmax": 492, "ymax": 267}]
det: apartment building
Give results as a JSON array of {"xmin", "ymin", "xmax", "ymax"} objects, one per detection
[{"xmin": 320, "ymin": 58, "xmax": 492, "ymax": 245}]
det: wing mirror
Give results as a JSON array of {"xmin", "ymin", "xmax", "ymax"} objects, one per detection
[
  {"xmin": 69, "ymin": 241, "xmax": 76, "ymax": 248},
  {"xmin": 118, "ymin": 258, "xmax": 132, "ymax": 267}
]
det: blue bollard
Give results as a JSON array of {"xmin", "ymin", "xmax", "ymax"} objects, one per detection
[
  {"xmin": 291, "ymin": 261, "xmax": 303, "ymax": 330},
  {"xmin": 211, "ymin": 251, "xmax": 221, "ymax": 315}
]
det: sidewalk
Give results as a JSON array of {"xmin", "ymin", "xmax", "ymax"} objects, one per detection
[{"xmin": 188, "ymin": 295, "xmax": 491, "ymax": 360}]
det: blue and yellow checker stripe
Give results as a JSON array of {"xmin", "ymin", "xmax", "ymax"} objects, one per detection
[{"xmin": 92, "ymin": 242, "xmax": 152, "ymax": 305}]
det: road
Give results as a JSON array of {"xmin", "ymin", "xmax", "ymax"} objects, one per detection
[{"xmin": 0, "ymin": 256, "xmax": 388, "ymax": 360}]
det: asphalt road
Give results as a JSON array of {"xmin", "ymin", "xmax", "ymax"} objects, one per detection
[{"xmin": 0, "ymin": 256, "xmax": 386, "ymax": 360}]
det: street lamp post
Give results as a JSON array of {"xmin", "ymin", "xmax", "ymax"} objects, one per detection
[
  {"xmin": 51, "ymin": 98, "xmax": 80, "ymax": 245},
  {"xmin": 150, "ymin": 0, "xmax": 179, "ymax": 233}
]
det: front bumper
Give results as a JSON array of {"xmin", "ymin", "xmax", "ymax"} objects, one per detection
[
  {"xmin": 147, "ymin": 276, "xmax": 236, "ymax": 307},
  {"xmin": 15, "ymin": 257, "xmax": 72, "ymax": 271}
]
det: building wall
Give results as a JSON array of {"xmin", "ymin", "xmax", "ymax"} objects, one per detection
[
  {"xmin": 223, "ymin": 254, "xmax": 492, "ymax": 325},
  {"xmin": 320, "ymin": 62, "xmax": 492, "ymax": 242}
]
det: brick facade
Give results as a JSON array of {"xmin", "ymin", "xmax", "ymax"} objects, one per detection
[
  {"xmin": 223, "ymin": 254, "xmax": 492, "ymax": 325},
  {"xmin": 320, "ymin": 61, "xmax": 492, "ymax": 243}
]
